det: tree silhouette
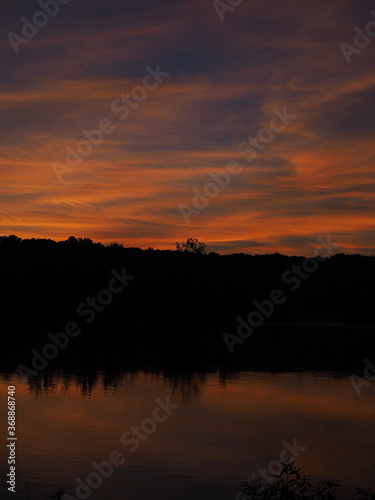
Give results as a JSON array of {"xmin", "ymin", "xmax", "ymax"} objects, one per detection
[{"xmin": 175, "ymin": 238, "xmax": 207, "ymax": 254}]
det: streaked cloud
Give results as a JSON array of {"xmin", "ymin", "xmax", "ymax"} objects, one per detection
[{"xmin": 1, "ymin": 0, "xmax": 375, "ymax": 254}]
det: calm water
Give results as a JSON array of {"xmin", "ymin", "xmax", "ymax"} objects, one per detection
[{"xmin": 0, "ymin": 370, "xmax": 374, "ymax": 500}]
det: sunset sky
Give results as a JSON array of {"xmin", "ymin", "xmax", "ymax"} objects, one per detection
[{"xmin": 1, "ymin": 0, "xmax": 375, "ymax": 255}]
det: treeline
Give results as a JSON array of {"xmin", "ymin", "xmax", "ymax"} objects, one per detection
[{"xmin": 1, "ymin": 235, "xmax": 374, "ymax": 371}]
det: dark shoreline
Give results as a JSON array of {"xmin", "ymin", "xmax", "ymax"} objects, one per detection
[
  {"xmin": 3, "ymin": 321, "xmax": 374, "ymax": 375},
  {"xmin": 1, "ymin": 236, "xmax": 374, "ymax": 375}
]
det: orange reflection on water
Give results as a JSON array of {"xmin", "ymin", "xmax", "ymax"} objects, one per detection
[{"xmin": 0, "ymin": 370, "xmax": 374, "ymax": 500}]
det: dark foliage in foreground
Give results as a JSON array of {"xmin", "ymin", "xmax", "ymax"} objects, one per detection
[
  {"xmin": 240, "ymin": 461, "xmax": 375, "ymax": 500},
  {"xmin": 40, "ymin": 462, "xmax": 375, "ymax": 500}
]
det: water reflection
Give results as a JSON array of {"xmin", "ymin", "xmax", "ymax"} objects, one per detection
[
  {"xmin": 22, "ymin": 368, "xmax": 215, "ymax": 399},
  {"xmin": 17, "ymin": 368, "xmax": 356, "ymax": 400},
  {"xmin": 0, "ymin": 369, "xmax": 374, "ymax": 500}
]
